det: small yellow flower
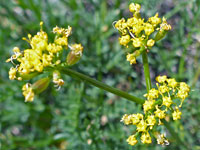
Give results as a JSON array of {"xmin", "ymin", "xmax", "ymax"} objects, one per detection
[
  {"xmin": 114, "ymin": 18, "xmax": 127, "ymax": 35},
  {"xmin": 127, "ymin": 134, "xmax": 138, "ymax": 146},
  {"xmin": 177, "ymin": 90, "xmax": 188, "ymax": 101},
  {"xmin": 179, "ymin": 82, "xmax": 190, "ymax": 93},
  {"xmin": 157, "ymin": 84, "xmax": 169, "ymax": 94},
  {"xmin": 156, "ymin": 75, "xmax": 167, "ymax": 83},
  {"xmin": 147, "ymin": 39, "xmax": 155, "ymax": 47},
  {"xmin": 167, "ymin": 78, "xmax": 178, "ymax": 88},
  {"xmin": 143, "ymin": 100, "xmax": 155, "ymax": 113},
  {"xmin": 148, "ymin": 13, "xmax": 161, "ymax": 27},
  {"xmin": 162, "ymin": 96, "xmax": 173, "ymax": 108},
  {"xmin": 154, "ymin": 105, "xmax": 166, "ymax": 119},
  {"xmin": 34, "ymin": 62, "xmax": 43, "ymax": 72},
  {"xmin": 55, "ymin": 36, "xmax": 68, "ymax": 47},
  {"xmin": 9, "ymin": 67, "xmax": 17, "ymax": 80},
  {"xmin": 141, "ymin": 132, "xmax": 152, "ymax": 144},
  {"xmin": 172, "ymin": 107, "xmax": 182, "ymax": 120},
  {"xmin": 47, "ymin": 43, "xmax": 62, "ymax": 53},
  {"xmin": 42, "ymin": 54, "xmax": 53, "ymax": 67},
  {"xmin": 146, "ymin": 115, "xmax": 156, "ymax": 129},
  {"xmin": 144, "ymin": 88, "xmax": 159, "ymax": 100},
  {"xmin": 160, "ymin": 17, "xmax": 171, "ymax": 31},
  {"xmin": 132, "ymin": 37, "xmax": 143, "ymax": 47},
  {"xmin": 136, "ymin": 119, "xmax": 147, "ymax": 132},
  {"xmin": 126, "ymin": 53, "xmax": 136, "ymax": 65},
  {"xmin": 119, "ymin": 35, "xmax": 130, "ymax": 47},
  {"xmin": 53, "ymin": 25, "xmax": 72, "ymax": 37},
  {"xmin": 131, "ymin": 113, "xmax": 143, "ymax": 125},
  {"xmin": 70, "ymin": 43, "xmax": 84, "ymax": 55},
  {"xmin": 129, "ymin": 18, "xmax": 144, "ymax": 35},
  {"xmin": 129, "ymin": 3, "xmax": 141, "ymax": 14},
  {"xmin": 121, "ymin": 114, "xmax": 132, "ymax": 125},
  {"xmin": 144, "ymin": 23, "xmax": 154, "ymax": 36}
]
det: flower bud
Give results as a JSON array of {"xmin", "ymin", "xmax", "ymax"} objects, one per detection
[
  {"xmin": 67, "ymin": 51, "xmax": 81, "ymax": 66},
  {"xmin": 154, "ymin": 30, "xmax": 167, "ymax": 41},
  {"xmin": 147, "ymin": 39, "xmax": 155, "ymax": 47},
  {"xmin": 67, "ymin": 44, "xmax": 83, "ymax": 66},
  {"xmin": 32, "ymin": 77, "xmax": 50, "ymax": 94}
]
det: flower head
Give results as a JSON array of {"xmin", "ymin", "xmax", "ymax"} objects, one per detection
[
  {"xmin": 154, "ymin": 105, "xmax": 166, "ymax": 119},
  {"xmin": 114, "ymin": 3, "xmax": 171, "ymax": 65},
  {"xmin": 141, "ymin": 132, "xmax": 152, "ymax": 144},
  {"xmin": 127, "ymin": 135, "xmax": 138, "ymax": 146},
  {"xmin": 7, "ymin": 22, "xmax": 84, "ymax": 102},
  {"xmin": 121, "ymin": 75, "xmax": 189, "ymax": 146},
  {"xmin": 126, "ymin": 53, "xmax": 136, "ymax": 65},
  {"xmin": 172, "ymin": 107, "xmax": 182, "ymax": 120},
  {"xmin": 136, "ymin": 119, "xmax": 147, "ymax": 132}
]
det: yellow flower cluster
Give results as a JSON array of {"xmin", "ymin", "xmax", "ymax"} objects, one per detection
[
  {"xmin": 121, "ymin": 75, "xmax": 190, "ymax": 146},
  {"xmin": 7, "ymin": 22, "xmax": 84, "ymax": 102},
  {"xmin": 114, "ymin": 3, "xmax": 171, "ymax": 65}
]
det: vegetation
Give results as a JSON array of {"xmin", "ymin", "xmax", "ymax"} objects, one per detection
[{"xmin": 0, "ymin": 0, "xmax": 200, "ymax": 149}]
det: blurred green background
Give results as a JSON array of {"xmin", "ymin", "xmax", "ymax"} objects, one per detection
[{"xmin": 0, "ymin": 0, "xmax": 200, "ymax": 149}]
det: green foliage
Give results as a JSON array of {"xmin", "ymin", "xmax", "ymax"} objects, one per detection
[{"xmin": 0, "ymin": 0, "xmax": 200, "ymax": 149}]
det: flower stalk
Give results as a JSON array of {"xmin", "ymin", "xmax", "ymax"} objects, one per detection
[
  {"xmin": 142, "ymin": 51, "xmax": 152, "ymax": 92},
  {"xmin": 59, "ymin": 67, "xmax": 145, "ymax": 104}
]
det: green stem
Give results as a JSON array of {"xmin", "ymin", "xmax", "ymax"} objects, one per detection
[
  {"xmin": 59, "ymin": 67, "xmax": 145, "ymax": 104},
  {"xmin": 142, "ymin": 51, "xmax": 152, "ymax": 92}
]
